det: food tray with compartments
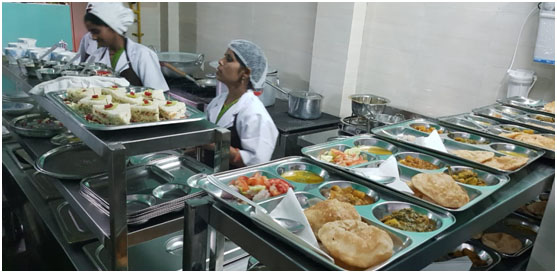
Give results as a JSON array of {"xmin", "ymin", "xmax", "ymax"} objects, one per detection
[
  {"xmin": 369, "ymin": 119, "xmax": 544, "ymax": 174},
  {"xmin": 438, "ymin": 113, "xmax": 554, "ymax": 159},
  {"xmin": 80, "ymin": 156, "xmax": 211, "ymax": 224},
  {"xmin": 472, "ymin": 104, "xmax": 555, "ymax": 133},
  {"xmin": 190, "ymin": 156, "xmax": 456, "ymax": 270},
  {"xmin": 497, "ymin": 96, "xmax": 554, "ymax": 117},
  {"xmin": 301, "ymin": 135, "xmax": 511, "ymax": 212},
  {"xmin": 45, "ymin": 90, "xmax": 206, "ymax": 131}
]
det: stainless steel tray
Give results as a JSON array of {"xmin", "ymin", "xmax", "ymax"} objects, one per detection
[
  {"xmin": 497, "ymin": 96, "xmax": 555, "ymax": 117},
  {"xmin": 30, "ymin": 171, "xmax": 61, "ymax": 200},
  {"xmin": 81, "ymin": 165, "xmax": 181, "ymax": 211},
  {"xmin": 191, "ymin": 156, "xmax": 456, "ymax": 270},
  {"xmin": 80, "ymin": 157, "xmax": 210, "ymax": 223},
  {"xmin": 370, "ymin": 119, "xmax": 544, "ymax": 174},
  {"xmin": 473, "ymin": 214, "xmax": 538, "ymax": 258},
  {"xmin": 9, "ymin": 113, "xmax": 66, "ymax": 138},
  {"xmin": 34, "ymin": 143, "xmax": 106, "ymax": 180},
  {"xmin": 2, "ymin": 101, "xmax": 34, "ymax": 115},
  {"xmin": 45, "ymin": 90, "xmax": 206, "ymax": 131},
  {"xmin": 127, "ymin": 150, "xmax": 183, "ymax": 166},
  {"xmin": 434, "ymin": 241, "xmax": 501, "ymax": 271},
  {"xmin": 48, "ymin": 199, "xmax": 96, "ymax": 244},
  {"xmin": 439, "ymin": 113, "xmax": 554, "ymax": 159},
  {"xmin": 473, "ymin": 104, "xmax": 555, "ymax": 133},
  {"xmin": 302, "ymin": 135, "xmax": 511, "ymax": 212}
]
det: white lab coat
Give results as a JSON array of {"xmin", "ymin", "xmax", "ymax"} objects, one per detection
[
  {"xmin": 86, "ymin": 38, "xmax": 169, "ymax": 91},
  {"xmin": 78, "ymin": 32, "xmax": 98, "ymax": 62},
  {"xmin": 206, "ymin": 87, "xmax": 279, "ymax": 166}
]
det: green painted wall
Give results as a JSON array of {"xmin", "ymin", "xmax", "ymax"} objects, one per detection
[{"xmin": 2, "ymin": 3, "xmax": 73, "ymax": 50}]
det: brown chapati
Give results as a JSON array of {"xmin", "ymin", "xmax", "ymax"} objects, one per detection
[
  {"xmin": 411, "ymin": 173, "xmax": 470, "ymax": 208},
  {"xmin": 451, "ymin": 150, "xmax": 495, "ymax": 163}
]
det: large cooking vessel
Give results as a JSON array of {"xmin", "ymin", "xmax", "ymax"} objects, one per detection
[
  {"xmin": 350, "ymin": 94, "xmax": 390, "ymax": 119},
  {"xmin": 157, "ymin": 52, "xmax": 204, "ymax": 78},
  {"xmin": 266, "ymin": 80, "xmax": 323, "ymax": 119}
]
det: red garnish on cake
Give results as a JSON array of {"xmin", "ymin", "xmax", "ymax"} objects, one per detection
[
  {"xmin": 112, "ymin": 85, "xmax": 118, "ymax": 88},
  {"xmin": 145, "ymin": 91, "xmax": 152, "ymax": 96},
  {"xmin": 143, "ymin": 99, "xmax": 149, "ymax": 104},
  {"xmin": 166, "ymin": 101, "xmax": 172, "ymax": 105},
  {"xmin": 104, "ymin": 103, "xmax": 113, "ymax": 109},
  {"xmin": 85, "ymin": 114, "xmax": 93, "ymax": 121},
  {"xmin": 92, "ymin": 94, "xmax": 99, "ymax": 99},
  {"xmin": 130, "ymin": 92, "xmax": 135, "ymax": 95}
]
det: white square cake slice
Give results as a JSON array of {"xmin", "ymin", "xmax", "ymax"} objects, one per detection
[
  {"xmin": 91, "ymin": 103, "xmax": 131, "ymax": 125},
  {"xmin": 67, "ymin": 87, "xmax": 102, "ymax": 102},
  {"xmin": 131, "ymin": 99, "xmax": 160, "ymax": 122},
  {"xmin": 159, "ymin": 101, "xmax": 186, "ymax": 120},
  {"xmin": 139, "ymin": 89, "xmax": 166, "ymax": 101},
  {"xmin": 77, "ymin": 94, "xmax": 112, "ymax": 114},
  {"xmin": 112, "ymin": 91, "xmax": 143, "ymax": 105},
  {"xmin": 101, "ymin": 86, "xmax": 127, "ymax": 97}
]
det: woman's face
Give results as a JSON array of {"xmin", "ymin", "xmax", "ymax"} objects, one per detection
[
  {"xmin": 216, "ymin": 49, "xmax": 249, "ymax": 85},
  {"xmin": 85, "ymin": 21, "xmax": 118, "ymax": 48}
]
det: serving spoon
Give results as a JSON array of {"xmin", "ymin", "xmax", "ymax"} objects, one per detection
[{"xmin": 187, "ymin": 174, "xmax": 305, "ymax": 234}]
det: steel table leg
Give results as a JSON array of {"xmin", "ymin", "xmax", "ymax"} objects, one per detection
[
  {"xmin": 106, "ymin": 144, "xmax": 128, "ymax": 270},
  {"xmin": 183, "ymin": 198, "xmax": 211, "ymax": 270}
]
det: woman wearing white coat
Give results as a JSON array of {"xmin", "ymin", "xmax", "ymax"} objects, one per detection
[
  {"xmin": 83, "ymin": 3, "xmax": 169, "ymax": 90},
  {"xmin": 205, "ymin": 40, "xmax": 279, "ymax": 168}
]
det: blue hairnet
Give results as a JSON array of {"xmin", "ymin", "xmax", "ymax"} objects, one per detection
[{"xmin": 228, "ymin": 40, "xmax": 268, "ymax": 89}]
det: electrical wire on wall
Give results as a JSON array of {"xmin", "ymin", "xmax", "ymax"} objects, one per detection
[{"xmin": 507, "ymin": 3, "xmax": 541, "ymax": 73}]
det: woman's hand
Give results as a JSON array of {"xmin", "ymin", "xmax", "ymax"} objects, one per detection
[{"xmin": 230, "ymin": 147, "xmax": 245, "ymax": 167}]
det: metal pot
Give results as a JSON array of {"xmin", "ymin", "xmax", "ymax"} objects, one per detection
[
  {"xmin": 349, "ymin": 94, "xmax": 390, "ymax": 119},
  {"xmin": 265, "ymin": 80, "xmax": 323, "ymax": 120},
  {"xmin": 157, "ymin": 52, "xmax": 204, "ymax": 78}
]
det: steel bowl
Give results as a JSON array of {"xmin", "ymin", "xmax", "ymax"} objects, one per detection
[
  {"xmin": 350, "ymin": 94, "xmax": 390, "ymax": 119},
  {"xmin": 2, "ymin": 102, "xmax": 34, "ymax": 115}
]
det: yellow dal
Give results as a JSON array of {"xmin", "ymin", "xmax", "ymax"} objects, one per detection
[
  {"xmin": 498, "ymin": 150, "xmax": 529, "ymax": 158},
  {"xmin": 359, "ymin": 145, "xmax": 392, "ymax": 155},
  {"xmin": 281, "ymin": 170, "xmax": 324, "ymax": 184}
]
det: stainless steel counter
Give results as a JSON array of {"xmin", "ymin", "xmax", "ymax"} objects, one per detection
[{"xmin": 3, "ymin": 61, "xmax": 231, "ymax": 270}]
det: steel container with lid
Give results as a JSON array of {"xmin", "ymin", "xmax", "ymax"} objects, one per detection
[{"xmin": 288, "ymin": 90, "xmax": 323, "ymax": 120}]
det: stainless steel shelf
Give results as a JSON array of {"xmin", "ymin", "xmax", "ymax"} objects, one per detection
[
  {"xmin": 4, "ymin": 61, "xmax": 231, "ymax": 270},
  {"xmin": 2, "ymin": 145, "xmax": 97, "ymax": 271}
]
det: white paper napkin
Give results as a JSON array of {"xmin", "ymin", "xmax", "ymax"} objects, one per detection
[
  {"xmin": 251, "ymin": 189, "xmax": 334, "ymax": 262},
  {"xmin": 29, "ymin": 76, "xmax": 130, "ymax": 96},
  {"xmin": 415, "ymin": 130, "xmax": 448, "ymax": 153},
  {"xmin": 421, "ymin": 256, "xmax": 472, "ymax": 271},
  {"xmin": 353, "ymin": 155, "xmax": 414, "ymax": 194}
]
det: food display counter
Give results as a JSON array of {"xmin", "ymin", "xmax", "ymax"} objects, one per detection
[{"xmin": 3, "ymin": 60, "xmax": 554, "ymax": 271}]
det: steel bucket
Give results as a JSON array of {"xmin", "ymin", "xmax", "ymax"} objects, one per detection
[{"xmin": 350, "ymin": 94, "xmax": 390, "ymax": 119}]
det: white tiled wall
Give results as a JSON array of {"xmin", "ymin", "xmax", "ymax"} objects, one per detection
[
  {"xmin": 126, "ymin": 2, "xmax": 160, "ymax": 50},
  {"xmin": 195, "ymin": 3, "xmax": 317, "ymax": 92},
  {"xmin": 358, "ymin": 2, "xmax": 555, "ymax": 118}
]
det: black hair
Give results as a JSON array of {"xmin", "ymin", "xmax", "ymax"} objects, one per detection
[
  {"xmin": 84, "ymin": 12, "xmax": 109, "ymax": 28},
  {"xmin": 233, "ymin": 52, "xmax": 254, "ymax": 90}
]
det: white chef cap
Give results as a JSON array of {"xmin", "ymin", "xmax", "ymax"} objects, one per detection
[
  {"xmin": 228, "ymin": 40, "xmax": 268, "ymax": 89},
  {"xmin": 89, "ymin": 3, "xmax": 134, "ymax": 36}
]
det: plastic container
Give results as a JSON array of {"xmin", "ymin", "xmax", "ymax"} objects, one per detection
[{"xmin": 507, "ymin": 69, "xmax": 536, "ymax": 98}]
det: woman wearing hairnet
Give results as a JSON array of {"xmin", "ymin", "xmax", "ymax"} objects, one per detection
[
  {"xmin": 205, "ymin": 40, "xmax": 279, "ymax": 167},
  {"xmin": 83, "ymin": 3, "xmax": 169, "ymax": 90}
]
